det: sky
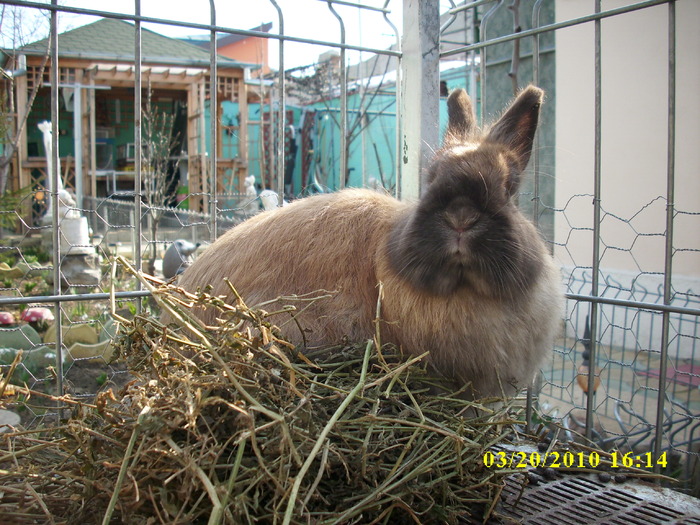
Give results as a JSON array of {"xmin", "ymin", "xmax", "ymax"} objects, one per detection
[{"xmin": 2, "ymin": 0, "xmax": 414, "ymax": 70}]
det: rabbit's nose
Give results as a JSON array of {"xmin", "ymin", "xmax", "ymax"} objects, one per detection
[
  {"xmin": 448, "ymin": 215, "xmax": 478, "ymax": 233},
  {"xmin": 445, "ymin": 202, "xmax": 480, "ymax": 232}
]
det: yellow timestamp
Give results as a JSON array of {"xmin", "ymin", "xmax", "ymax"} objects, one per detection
[{"xmin": 483, "ymin": 450, "xmax": 668, "ymax": 470}]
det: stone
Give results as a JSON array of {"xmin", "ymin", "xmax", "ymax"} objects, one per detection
[
  {"xmin": 0, "ymin": 409, "xmax": 21, "ymax": 432},
  {"xmin": 60, "ymin": 252, "xmax": 102, "ymax": 288},
  {"xmin": 44, "ymin": 322, "xmax": 99, "ymax": 346},
  {"xmin": 0, "ymin": 324, "xmax": 42, "ymax": 350}
]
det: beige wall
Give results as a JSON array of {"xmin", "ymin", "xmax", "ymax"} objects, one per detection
[{"xmin": 554, "ymin": 0, "xmax": 699, "ymax": 280}]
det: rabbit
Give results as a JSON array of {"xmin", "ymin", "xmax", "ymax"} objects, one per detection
[{"xmin": 170, "ymin": 85, "xmax": 563, "ymax": 399}]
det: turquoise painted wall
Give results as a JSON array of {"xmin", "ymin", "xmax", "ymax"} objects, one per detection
[
  {"xmin": 307, "ymin": 90, "xmax": 397, "ymax": 191},
  {"xmin": 208, "ymin": 88, "xmax": 453, "ymax": 197},
  {"xmin": 210, "ymin": 100, "xmax": 304, "ymax": 193}
]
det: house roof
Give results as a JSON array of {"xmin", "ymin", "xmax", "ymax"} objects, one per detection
[
  {"xmin": 17, "ymin": 18, "xmax": 255, "ymax": 69},
  {"xmin": 182, "ymin": 22, "xmax": 273, "ymax": 50}
]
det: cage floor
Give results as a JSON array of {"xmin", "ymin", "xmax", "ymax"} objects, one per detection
[{"xmin": 496, "ymin": 474, "xmax": 700, "ymax": 525}]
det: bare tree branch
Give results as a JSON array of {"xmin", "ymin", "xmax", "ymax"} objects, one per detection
[
  {"xmin": 0, "ymin": 15, "xmax": 51, "ymax": 196},
  {"xmin": 142, "ymin": 84, "xmax": 181, "ymax": 274},
  {"xmin": 282, "ymin": 49, "xmax": 397, "ymax": 188}
]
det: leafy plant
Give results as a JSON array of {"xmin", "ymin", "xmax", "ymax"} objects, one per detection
[
  {"xmin": 68, "ymin": 303, "xmax": 89, "ymax": 322},
  {"xmin": 0, "ymin": 250, "xmax": 16, "ymax": 266},
  {"xmin": 0, "ymin": 184, "xmax": 33, "ymax": 232},
  {"xmin": 22, "ymin": 245, "xmax": 50, "ymax": 264},
  {"xmin": 96, "ymin": 373, "xmax": 108, "ymax": 386}
]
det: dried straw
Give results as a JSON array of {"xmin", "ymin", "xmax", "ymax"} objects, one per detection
[{"xmin": 0, "ymin": 257, "xmax": 534, "ymax": 524}]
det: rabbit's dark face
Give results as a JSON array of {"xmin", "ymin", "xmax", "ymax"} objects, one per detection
[
  {"xmin": 387, "ymin": 86, "xmax": 545, "ymax": 299},
  {"xmin": 423, "ymin": 144, "xmax": 514, "ymax": 261}
]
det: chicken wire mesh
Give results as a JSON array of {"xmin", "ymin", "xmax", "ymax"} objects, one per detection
[{"xmin": 0, "ymin": 0, "xmax": 698, "ymax": 495}]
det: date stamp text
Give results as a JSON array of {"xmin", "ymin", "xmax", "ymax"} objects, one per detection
[{"xmin": 483, "ymin": 450, "xmax": 668, "ymax": 470}]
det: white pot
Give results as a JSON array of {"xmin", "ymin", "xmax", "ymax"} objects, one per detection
[{"xmin": 60, "ymin": 216, "xmax": 94, "ymax": 255}]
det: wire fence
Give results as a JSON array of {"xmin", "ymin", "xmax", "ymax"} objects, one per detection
[{"xmin": 1, "ymin": 0, "xmax": 699, "ymax": 493}]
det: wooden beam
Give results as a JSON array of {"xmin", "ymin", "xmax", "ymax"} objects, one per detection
[
  {"xmin": 186, "ymin": 83, "xmax": 202, "ymax": 212},
  {"xmin": 15, "ymin": 70, "xmax": 29, "ymax": 184},
  {"xmin": 238, "ymin": 75, "xmax": 249, "ymax": 193},
  {"xmin": 199, "ymin": 81, "xmax": 208, "ymax": 213},
  {"xmin": 89, "ymin": 71, "xmax": 97, "ymax": 201}
]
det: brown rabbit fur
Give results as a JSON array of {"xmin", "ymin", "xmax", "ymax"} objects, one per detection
[{"xmin": 172, "ymin": 85, "xmax": 563, "ymax": 399}]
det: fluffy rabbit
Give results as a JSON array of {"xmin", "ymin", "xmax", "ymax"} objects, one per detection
[{"xmin": 172, "ymin": 86, "xmax": 563, "ymax": 398}]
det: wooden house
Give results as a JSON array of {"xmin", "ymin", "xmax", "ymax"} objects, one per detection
[
  {"xmin": 181, "ymin": 22, "xmax": 272, "ymax": 77},
  {"xmin": 3, "ymin": 18, "xmax": 255, "ymax": 218}
]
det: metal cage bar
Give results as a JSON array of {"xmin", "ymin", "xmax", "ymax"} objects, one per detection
[
  {"xmin": 208, "ymin": 0, "xmax": 218, "ymax": 239},
  {"xmin": 49, "ymin": 0, "xmax": 64, "ymax": 410},
  {"xmin": 134, "ymin": 0, "xmax": 144, "ymax": 310},
  {"xmin": 586, "ymin": 0, "xmax": 603, "ymax": 440},
  {"xmin": 654, "ymin": 0, "xmax": 677, "ymax": 473},
  {"xmin": 270, "ymin": 0, "xmax": 285, "ymax": 204}
]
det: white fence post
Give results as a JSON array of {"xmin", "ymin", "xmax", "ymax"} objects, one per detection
[{"xmin": 399, "ymin": 0, "xmax": 440, "ymax": 201}]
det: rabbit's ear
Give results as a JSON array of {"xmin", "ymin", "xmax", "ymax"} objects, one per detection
[
  {"xmin": 445, "ymin": 88, "xmax": 476, "ymax": 144},
  {"xmin": 487, "ymin": 85, "xmax": 543, "ymax": 174}
]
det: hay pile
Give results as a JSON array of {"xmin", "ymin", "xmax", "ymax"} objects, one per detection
[{"xmin": 1, "ymin": 260, "xmax": 532, "ymax": 524}]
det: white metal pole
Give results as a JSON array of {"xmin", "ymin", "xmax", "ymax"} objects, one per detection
[{"xmin": 399, "ymin": 0, "xmax": 440, "ymax": 200}]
